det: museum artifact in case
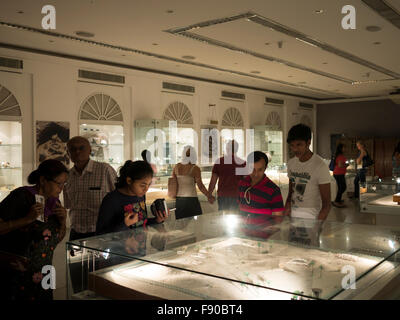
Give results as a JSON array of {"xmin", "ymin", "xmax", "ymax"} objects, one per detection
[
  {"xmin": 0, "ymin": 120, "xmax": 22, "ymax": 202},
  {"xmin": 67, "ymin": 212, "xmax": 400, "ymax": 300},
  {"xmin": 79, "ymin": 123, "xmax": 124, "ymax": 172},
  {"xmin": 253, "ymin": 125, "xmax": 283, "ymax": 168},
  {"xmin": 359, "ymin": 178, "xmax": 400, "ymax": 215}
]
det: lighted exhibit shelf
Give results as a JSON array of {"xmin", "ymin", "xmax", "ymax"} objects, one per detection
[
  {"xmin": 0, "ymin": 121, "xmax": 22, "ymax": 202},
  {"xmin": 80, "ymin": 124, "xmax": 124, "ymax": 172},
  {"xmin": 67, "ymin": 213, "xmax": 400, "ymax": 300}
]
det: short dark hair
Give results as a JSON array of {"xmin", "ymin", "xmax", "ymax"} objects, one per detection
[
  {"xmin": 247, "ymin": 151, "xmax": 269, "ymax": 168},
  {"xmin": 287, "ymin": 124, "xmax": 312, "ymax": 143},
  {"xmin": 115, "ymin": 160, "xmax": 153, "ymax": 188},
  {"xmin": 28, "ymin": 159, "xmax": 69, "ymax": 185}
]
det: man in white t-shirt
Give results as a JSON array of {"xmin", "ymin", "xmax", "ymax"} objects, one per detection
[{"xmin": 284, "ymin": 124, "xmax": 331, "ymax": 221}]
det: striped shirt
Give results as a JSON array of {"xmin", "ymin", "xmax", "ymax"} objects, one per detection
[
  {"xmin": 238, "ymin": 174, "xmax": 284, "ymax": 216},
  {"xmin": 64, "ymin": 160, "xmax": 117, "ymax": 233}
]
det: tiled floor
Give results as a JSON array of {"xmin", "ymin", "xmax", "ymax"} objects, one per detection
[{"xmin": 52, "ymin": 194, "xmax": 396, "ymax": 300}]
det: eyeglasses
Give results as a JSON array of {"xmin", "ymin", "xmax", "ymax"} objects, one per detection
[{"xmin": 50, "ymin": 179, "xmax": 67, "ymax": 188}]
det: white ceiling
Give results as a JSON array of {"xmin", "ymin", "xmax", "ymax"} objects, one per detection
[{"xmin": 0, "ymin": 0, "xmax": 400, "ymax": 101}]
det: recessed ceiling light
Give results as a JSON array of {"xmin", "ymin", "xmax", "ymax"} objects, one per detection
[
  {"xmin": 182, "ymin": 55, "xmax": 196, "ymax": 60},
  {"xmin": 75, "ymin": 31, "xmax": 95, "ymax": 37},
  {"xmin": 166, "ymin": 10, "xmax": 174, "ymax": 14},
  {"xmin": 250, "ymin": 71, "xmax": 260, "ymax": 74},
  {"xmin": 366, "ymin": 25, "xmax": 381, "ymax": 32},
  {"xmin": 315, "ymin": 9, "xmax": 324, "ymax": 14}
]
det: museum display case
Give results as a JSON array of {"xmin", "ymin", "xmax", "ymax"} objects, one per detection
[
  {"xmin": 253, "ymin": 125, "xmax": 283, "ymax": 167},
  {"xmin": 79, "ymin": 123, "xmax": 124, "ymax": 172},
  {"xmin": 359, "ymin": 178, "xmax": 400, "ymax": 215},
  {"xmin": 0, "ymin": 120, "xmax": 22, "ymax": 202},
  {"xmin": 66, "ymin": 212, "xmax": 400, "ymax": 300}
]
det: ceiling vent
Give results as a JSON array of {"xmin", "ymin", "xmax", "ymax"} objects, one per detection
[
  {"xmin": 265, "ymin": 97, "xmax": 284, "ymax": 105},
  {"xmin": 299, "ymin": 102, "xmax": 314, "ymax": 109},
  {"xmin": 162, "ymin": 82, "xmax": 195, "ymax": 94},
  {"xmin": 78, "ymin": 70, "xmax": 125, "ymax": 84},
  {"xmin": 221, "ymin": 91, "xmax": 245, "ymax": 100},
  {"xmin": 362, "ymin": 0, "xmax": 400, "ymax": 29},
  {"xmin": 0, "ymin": 56, "xmax": 23, "ymax": 70}
]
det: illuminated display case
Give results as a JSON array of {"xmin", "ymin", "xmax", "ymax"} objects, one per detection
[
  {"xmin": 360, "ymin": 178, "xmax": 400, "ymax": 215},
  {"xmin": 134, "ymin": 119, "xmax": 213, "ymax": 202},
  {"xmin": 79, "ymin": 123, "xmax": 124, "ymax": 172},
  {"xmin": 66, "ymin": 213, "xmax": 400, "ymax": 300},
  {"xmin": 253, "ymin": 125, "xmax": 283, "ymax": 167},
  {"xmin": 0, "ymin": 121, "xmax": 22, "ymax": 202}
]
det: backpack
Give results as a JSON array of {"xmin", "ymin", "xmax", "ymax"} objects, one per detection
[
  {"xmin": 329, "ymin": 156, "xmax": 335, "ymax": 171},
  {"xmin": 363, "ymin": 153, "xmax": 374, "ymax": 168}
]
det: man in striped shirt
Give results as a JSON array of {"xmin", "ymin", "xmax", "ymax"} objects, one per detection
[{"xmin": 238, "ymin": 151, "xmax": 284, "ymax": 238}]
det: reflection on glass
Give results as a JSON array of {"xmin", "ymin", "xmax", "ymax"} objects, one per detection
[
  {"xmin": 67, "ymin": 214, "xmax": 400, "ymax": 300},
  {"xmin": 79, "ymin": 123, "xmax": 124, "ymax": 171}
]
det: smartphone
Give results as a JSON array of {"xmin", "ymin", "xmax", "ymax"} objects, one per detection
[{"xmin": 35, "ymin": 194, "xmax": 45, "ymax": 222}]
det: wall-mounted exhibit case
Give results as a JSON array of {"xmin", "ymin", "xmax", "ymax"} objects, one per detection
[
  {"xmin": 79, "ymin": 123, "xmax": 124, "ymax": 172},
  {"xmin": 253, "ymin": 125, "xmax": 283, "ymax": 168},
  {"xmin": 0, "ymin": 121, "xmax": 22, "ymax": 202},
  {"xmin": 66, "ymin": 213, "xmax": 400, "ymax": 300},
  {"xmin": 78, "ymin": 93, "xmax": 125, "ymax": 172}
]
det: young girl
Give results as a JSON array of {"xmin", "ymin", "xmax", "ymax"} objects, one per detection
[{"xmin": 96, "ymin": 160, "xmax": 166, "ymax": 235}]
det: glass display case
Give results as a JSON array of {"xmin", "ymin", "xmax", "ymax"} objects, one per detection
[
  {"xmin": 134, "ymin": 119, "xmax": 198, "ymax": 172},
  {"xmin": 221, "ymin": 128, "xmax": 245, "ymax": 159},
  {"xmin": 66, "ymin": 212, "xmax": 400, "ymax": 300},
  {"xmin": 253, "ymin": 125, "xmax": 283, "ymax": 167},
  {"xmin": 359, "ymin": 178, "xmax": 400, "ymax": 215},
  {"xmin": 0, "ymin": 121, "xmax": 22, "ymax": 202},
  {"xmin": 79, "ymin": 123, "xmax": 124, "ymax": 172},
  {"xmin": 135, "ymin": 120, "xmax": 214, "ymax": 202}
]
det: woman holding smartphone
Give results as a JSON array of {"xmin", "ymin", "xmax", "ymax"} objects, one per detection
[{"xmin": 0, "ymin": 159, "xmax": 68, "ymax": 300}]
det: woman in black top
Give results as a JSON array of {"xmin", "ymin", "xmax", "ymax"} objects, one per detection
[{"xmin": 0, "ymin": 159, "xmax": 68, "ymax": 300}]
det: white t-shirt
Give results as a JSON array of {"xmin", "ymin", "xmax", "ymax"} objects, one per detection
[{"xmin": 287, "ymin": 154, "xmax": 331, "ymax": 219}]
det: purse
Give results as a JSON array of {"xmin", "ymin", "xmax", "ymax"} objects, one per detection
[{"xmin": 167, "ymin": 175, "xmax": 178, "ymax": 199}]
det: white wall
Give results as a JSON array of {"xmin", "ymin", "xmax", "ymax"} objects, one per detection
[{"xmin": 0, "ymin": 47, "xmax": 317, "ymax": 183}]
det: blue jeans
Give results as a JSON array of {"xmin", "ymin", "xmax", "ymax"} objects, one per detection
[{"xmin": 354, "ymin": 169, "xmax": 366, "ymax": 199}]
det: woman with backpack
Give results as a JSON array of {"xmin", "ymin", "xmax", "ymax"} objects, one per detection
[{"xmin": 354, "ymin": 140, "xmax": 373, "ymax": 199}]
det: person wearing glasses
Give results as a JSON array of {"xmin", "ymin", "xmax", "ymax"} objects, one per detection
[
  {"xmin": 64, "ymin": 136, "xmax": 117, "ymax": 242},
  {"xmin": 0, "ymin": 159, "xmax": 68, "ymax": 300},
  {"xmin": 237, "ymin": 151, "xmax": 284, "ymax": 238}
]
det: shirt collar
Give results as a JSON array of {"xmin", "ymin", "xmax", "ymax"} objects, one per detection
[
  {"xmin": 245, "ymin": 174, "xmax": 268, "ymax": 187},
  {"xmin": 72, "ymin": 159, "xmax": 94, "ymax": 176}
]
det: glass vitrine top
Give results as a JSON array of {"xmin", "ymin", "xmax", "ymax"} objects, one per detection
[{"xmin": 67, "ymin": 212, "xmax": 400, "ymax": 300}]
